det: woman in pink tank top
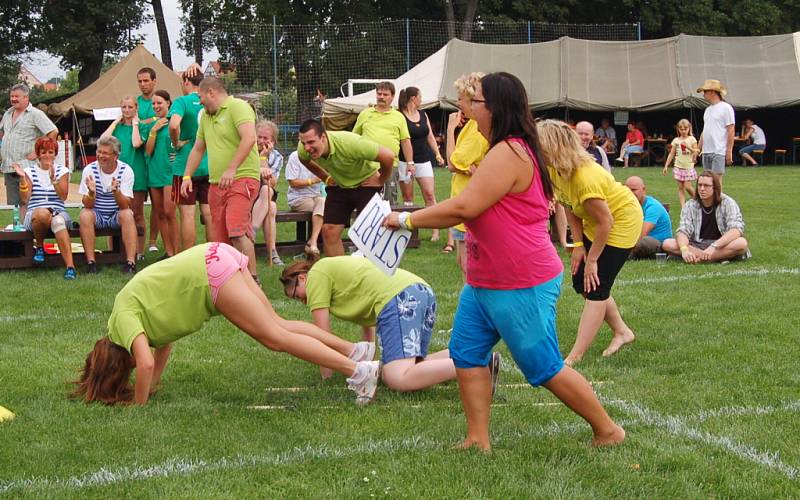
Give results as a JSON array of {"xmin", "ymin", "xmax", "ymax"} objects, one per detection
[{"xmin": 384, "ymin": 72, "xmax": 625, "ymax": 452}]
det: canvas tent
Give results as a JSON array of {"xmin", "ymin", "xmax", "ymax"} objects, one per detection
[
  {"xmin": 323, "ymin": 34, "xmax": 800, "ymax": 129},
  {"xmin": 48, "ymin": 45, "xmax": 183, "ymax": 118}
]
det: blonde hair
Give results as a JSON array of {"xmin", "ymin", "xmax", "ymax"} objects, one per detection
[
  {"xmin": 676, "ymin": 118, "xmax": 693, "ymax": 137},
  {"xmin": 454, "ymin": 72, "xmax": 485, "ymax": 98},
  {"xmin": 120, "ymin": 95, "xmax": 138, "ymax": 107},
  {"xmin": 256, "ymin": 120, "xmax": 279, "ymax": 140},
  {"xmin": 536, "ymin": 119, "xmax": 594, "ymax": 179}
]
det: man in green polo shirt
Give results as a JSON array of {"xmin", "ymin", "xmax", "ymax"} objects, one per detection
[
  {"xmin": 297, "ymin": 119, "xmax": 394, "ymax": 256},
  {"xmin": 181, "ymin": 76, "xmax": 261, "ymax": 279},
  {"xmin": 352, "ymin": 81, "xmax": 412, "ymax": 203},
  {"xmin": 136, "ymin": 67, "xmax": 160, "ymax": 252},
  {"xmin": 169, "ymin": 70, "xmax": 211, "ymax": 250}
]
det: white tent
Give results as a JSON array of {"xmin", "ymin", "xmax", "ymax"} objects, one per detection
[{"xmin": 323, "ymin": 34, "xmax": 800, "ymax": 128}]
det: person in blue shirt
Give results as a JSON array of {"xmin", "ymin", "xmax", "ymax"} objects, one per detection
[{"xmin": 624, "ymin": 176, "xmax": 673, "ymax": 259}]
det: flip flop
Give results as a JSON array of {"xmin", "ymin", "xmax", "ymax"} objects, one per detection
[{"xmin": 441, "ymin": 244, "xmax": 454, "ymax": 254}]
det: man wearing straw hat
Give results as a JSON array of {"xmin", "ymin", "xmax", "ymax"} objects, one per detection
[{"xmin": 696, "ymin": 79, "xmax": 735, "ymax": 186}]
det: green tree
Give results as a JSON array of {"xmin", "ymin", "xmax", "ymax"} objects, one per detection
[{"xmin": 38, "ymin": 0, "xmax": 148, "ymax": 89}]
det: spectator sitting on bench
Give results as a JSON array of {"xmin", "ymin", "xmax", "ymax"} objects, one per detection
[
  {"xmin": 284, "ymin": 151, "xmax": 324, "ymax": 258},
  {"xmin": 624, "ymin": 176, "xmax": 673, "ymax": 259},
  {"xmin": 251, "ymin": 120, "xmax": 284, "ymax": 266},
  {"xmin": 78, "ymin": 136, "xmax": 138, "ymax": 274},
  {"xmin": 12, "ymin": 136, "xmax": 76, "ymax": 279},
  {"xmin": 662, "ymin": 171, "xmax": 749, "ymax": 264},
  {"xmin": 615, "ymin": 122, "xmax": 644, "ymax": 168},
  {"xmin": 739, "ymin": 118, "xmax": 766, "ymax": 167}
]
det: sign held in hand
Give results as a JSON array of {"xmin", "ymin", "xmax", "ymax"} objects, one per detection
[{"xmin": 348, "ymin": 194, "xmax": 411, "ymax": 276}]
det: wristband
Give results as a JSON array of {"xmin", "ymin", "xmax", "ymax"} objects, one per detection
[
  {"xmin": 325, "ymin": 176, "xmax": 333, "ymax": 186},
  {"xmin": 19, "ymin": 186, "xmax": 29, "ymax": 192},
  {"xmin": 182, "ymin": 175, "xmax": 191, "ymax": 180},
  {"xmin": 398, "ymin": 212, "xmax": 415, "ymax": 230},
  {"xmin": 572, "ymin": 241, "xmax": 584, "ymax": 247}
]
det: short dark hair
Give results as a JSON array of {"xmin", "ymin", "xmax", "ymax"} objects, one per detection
[
  {"xmin": 198, "ymin": 76, "xmax": 226, "ymax": 93},
  {"xmin": 299, "ymin": 119, "xmax": 325, "ymax": 137},
  {"xmin": 153, "ymin": 89, "xmax": 172, "ymax": 105},
  {"xmin": 137, "ymin": 67, "xmax": 156, "ymax": 80},
  {"xmin": 375, "ymin": 81, "xmax": 395, "ymax": 95},
  {"xmin": 183, "ymin": 72, "xmax": 203, "ymax": 87}
]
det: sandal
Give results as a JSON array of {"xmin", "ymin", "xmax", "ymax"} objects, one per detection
[{"xmin": 441, "ymin": 244, "xmax": 455, "ymax": 254}]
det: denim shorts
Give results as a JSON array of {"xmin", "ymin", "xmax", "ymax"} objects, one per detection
[
  {"xmin": 450, "ymin": 228, "xmax": 466, "ymax": 242},
  {"xmin": 449, "ymin": 274, "xmax": 564, "ymax": 387},
  {"xmin": 702, "ymin": 153, "xmax": 726, "ymax": 174},
  {"xmin": 376, "ymin": 283, "xmax": 436, "ymax": 364}
]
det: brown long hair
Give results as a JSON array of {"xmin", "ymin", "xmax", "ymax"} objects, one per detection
[
  {"xmin": 398, "ymin": 87, "xmax": 420, "ymax": 112},
  {"xmin": 694, "ymin": 171, "xmax": 721, "ymax": 205},
  {"xmin": 71, "ymin": 337, "xmax": 135, "ymax": 405},
  {"xmin": 279, "ymin": 256, "xmax": 320, "ymax": 293}
]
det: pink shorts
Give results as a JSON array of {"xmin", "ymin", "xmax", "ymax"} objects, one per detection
[
  {"xmin": 673, "ymin": 167, "xmax": 697, "ymax": 182},
  {"xmin": 205, "ymin": 242, "xmax": 249, "ymax": 304}
]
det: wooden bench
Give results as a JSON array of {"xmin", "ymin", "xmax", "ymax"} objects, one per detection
[
  {"xmin": 0, "ymin": 226, "xmax": 144, "ymax": 269},
  {"xmin": 258, "ymin": 206, "xmax": 423, "ymax": 257}
]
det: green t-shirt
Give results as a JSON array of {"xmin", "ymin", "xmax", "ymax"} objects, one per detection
[
  {"xmin": 306, "ymin": 256, "xmax": 423, "ymax": 327},
  {"xmin": 296, "ymin": 131, "xmax": 380, "ymax": 188},
  {"xmin": 196, "ymin": 95, "xmax": 259, "ymax": 184},
  {"xmin": 352, "ymin": 106, "xmax": 410, "ymax": 162},
  {"xmin": 145, "ymin": 125, "xmax": 174, "ymax": 187},
  {"xmin": 137, "ymin": 95, "xmax": 156, "ymax": 122},
  {"xmin": 168, "ymin": 92, "xmax": 209, "ymax": 177},
  {"xmin": 108, "ymin": 243, "xmax": 217, "ymax": 353},
  {"xmin": 112, "ymin": 123, "xmax": 145, "ymax": 172}
]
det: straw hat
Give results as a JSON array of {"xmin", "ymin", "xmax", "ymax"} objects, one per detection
[{"xmin": 696, "ymin": 79, "xmax": 727, "ymax": 97}]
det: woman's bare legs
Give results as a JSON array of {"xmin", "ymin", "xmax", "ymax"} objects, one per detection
[
  {"xmin": 565, "ymin": 297, "xmax": 634, "ymax": 365},
  {"xmin": 454, "ymin": 366, "xmax": 493, "ymax": 452},
  {"xmin": 161, "ymin": 185, "xmax": 179, "ymax": 255},
  {"xmin": 132, "ymin": 191, "xmax": 147, "ymax": 255},
  {"xmin": 417, "ymin": 176, "xmax": 439, "ymax": 241},
  {"xmin": 215, "ymin": 271, "xmax": 357, "ymax": 376},
  {"xmin": 148, "ymin": 189, "xmax": 160, "ymax": 250},
  {"xmin": 381, "ymin": 350, "xmax": 456, "ymax": 392},
  {"xmin": 543, "ymin": 366, "xmax": 625, "ymax": 446}
]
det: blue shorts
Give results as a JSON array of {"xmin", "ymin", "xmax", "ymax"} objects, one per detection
[
  {"xmin": 739, "ymin": 143, "xmax": 765, "ymax": 155},
  {"xmin": 450, "ymin": 274, "xmax": 564, "ymax": 387},
  {"xmin": 623, "ymin": 145, "xmax": 643, "ymax": 158},
  {"xmin": 23, "ymin": 207, "xmax": 72, "ymax": 231},
  {"xmin": 93, "ymin": 210, "xmax": 121, "ymax": 230},
  {"xmin": 376, "ymin": 283, "xmax": 436, "ymax": 364},
  {"xmin": 450, "ymin": 228, "xmax": 466, "ymax": 242}
]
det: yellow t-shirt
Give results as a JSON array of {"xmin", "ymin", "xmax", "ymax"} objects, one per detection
[
  {"xmin": 549, "ymin": 161, "xmax": 643, "ymax": 248},
  {"xmin": 352, "ymin": 107, "xmax": 410, "ymax": 167},
  {"xmin": 449, "ymin": 119, "xmax": 489, "ymax": 232},
  {"xmin": 671, "ymin": 136, "xmax": 698, "ymax": 169},
  {"xmin": 306, "ymin": 256, "xmax": 424, "ymax": 327}
]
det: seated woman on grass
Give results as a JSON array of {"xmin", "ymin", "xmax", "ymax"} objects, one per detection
[
  {"xmin": 662, "ymin": 171, "xmax": 749, "ymax": 263},
  {"xmin": 72, "ymin": 242, "xmax": 380, "ymax": 406},
  {"xmin": 280, "ymin": 256, "xmax": 500, "ymax": 393}
]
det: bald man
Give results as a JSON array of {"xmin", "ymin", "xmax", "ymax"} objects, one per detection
[
  {"xmin": 576, "ymin": 121, "xmax": 611, "ymax": 171},
  {"xmin": 624, "ymin": 176, "xmax": 673, "ymax": 259}
]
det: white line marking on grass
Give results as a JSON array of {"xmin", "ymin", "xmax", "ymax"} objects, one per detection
[
  {"xmin": 0, "ymin": 311, "xmax": 104, "ymax": 323},
  {"xmin": 684, "ymin": 400, "xmax": 800, "ymax": 423},
  {"xmin": 262, "ymin": 382, "xmax": 610, "ymax": 393},
  {"xmin": 617, "ymin": 266, "xmax": 800, "ymax": 286},
  {"xmin": 0, "ymin": 436, "xmax": 438, "ymax": 494},
  {"xmin": 607, "ymin": 399, "xmax": 799, "ymax": 480},
  {"xmin": 248, "ymin": 402, "xmax": 563, "ymax": 411}
]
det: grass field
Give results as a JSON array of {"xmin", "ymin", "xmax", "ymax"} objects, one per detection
[{"xmin": 1, "ymin": 166, "xmax": 799, "ymax": 498}]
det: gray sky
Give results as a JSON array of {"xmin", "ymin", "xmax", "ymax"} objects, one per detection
[{"xmin": 22, "ymin": 0, "xmax": 219, "ymax": 82}]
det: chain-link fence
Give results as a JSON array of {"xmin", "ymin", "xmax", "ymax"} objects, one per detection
[{"xmin": 192, "ymin": 18, "xmax": 638, "ymax": 136}]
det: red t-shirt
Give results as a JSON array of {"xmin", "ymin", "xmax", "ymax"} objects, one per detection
[{"xmin": 626, "ymin": 129, "xmax": 644, "ymax": 146}]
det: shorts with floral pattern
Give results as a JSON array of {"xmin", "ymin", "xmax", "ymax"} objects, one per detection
[{"xmin": 376, "ymin": 283, "xmax": 436, "ymax": 364}]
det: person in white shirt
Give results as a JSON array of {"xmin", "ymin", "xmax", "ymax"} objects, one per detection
[
  {"xmin": 696, "ymin": 79, "xmax": 735, "ymax": 185},
  {"xmin": 739, "ymin": 118, "xmax": 766, "ymax": 167},
  {"xmin": 77, "ymin": 136, "xmax": 138, "ymax": 274},
  {"xmin": 284, "ymin": 151, "xmax": 325, "ymax": 257}
]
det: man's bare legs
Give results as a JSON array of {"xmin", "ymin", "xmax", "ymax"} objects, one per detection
[{"xmin": 322, "ymin": 223, "xmax": 346, "ymax": 256}]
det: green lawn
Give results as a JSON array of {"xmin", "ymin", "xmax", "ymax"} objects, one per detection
[{"xmin": 1, "ymin": 166, "xmax": 799, "ymax": 497}]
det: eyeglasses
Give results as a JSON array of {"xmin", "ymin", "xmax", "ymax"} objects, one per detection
[{"xmin": 281, "ymin": 273, "xmax": 302, "ymax": 299}]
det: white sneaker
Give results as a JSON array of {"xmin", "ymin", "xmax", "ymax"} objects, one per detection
[
  {"xmin": 270, "ymin": 250, "xmax": 284, "ymax": 266},
  {"xmin": 147, "ymin": 244, "xmax": 159, "ymax": 252},
  {"xmin": 347, "ymin": 360, "xmax": 380, "ymax": 407},
  {"xmin": 349, "ymin": 342, "xmax": 376, "ymax": 362}
]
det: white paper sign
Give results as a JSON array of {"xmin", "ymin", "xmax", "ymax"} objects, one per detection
[
  {"xmin": 93, "ymin": 107, "xmax": 122, "ymax": 121},
  {"xmin": 348, "ymin": 194, "xmax": 411, "ymax": 276}
]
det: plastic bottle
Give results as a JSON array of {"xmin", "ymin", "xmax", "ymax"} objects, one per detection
[{"xmin": 12, "ymin": 206, "xmax": 20, "ymax": 231}]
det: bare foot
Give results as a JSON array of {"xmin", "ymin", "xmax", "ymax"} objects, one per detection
[
  {"xmin": 602, "ymin": 330, "xmax": 635, "ymax": 357},
  {"xmin": 564, "ymin": 355, "xmax": 581, "ymax": 367},
  {"xmin": 430, "ymin": 229, "xmax": 440, "ymax": 242},
  {"xmin": 452, "ymin": 438, "xmax": 492, "ymax": 453},
  {"xmin": 319, "ymin": 366, "xmax": 334, "ymax": 379},
  {"xmin": 591, "ymin": 424, "xmax": 625, "ymax": 447}
]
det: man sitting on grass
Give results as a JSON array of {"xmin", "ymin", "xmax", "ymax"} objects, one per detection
[{"xmin": 662, "ymin": 171, "xmax": 749, "ymax": 264}]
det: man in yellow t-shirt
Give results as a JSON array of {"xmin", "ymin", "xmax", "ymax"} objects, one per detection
[
  {"xmin": 181, "ymin": 76, "xmax": 261, "ymax": 278},
  {"xmin": 297, "ymin": 119, "xmax": 395, "ymax": 257},
  {"xmin": 352, "ymin": 81, "xmax": 413, "ymax": 203}
]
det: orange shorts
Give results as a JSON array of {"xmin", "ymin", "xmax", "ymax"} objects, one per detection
[{"xmin": 208, "ymin": 177, "xmax": 260, "ymax": 243}]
